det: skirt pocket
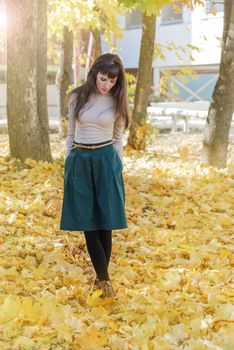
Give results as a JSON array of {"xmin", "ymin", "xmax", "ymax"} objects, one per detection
[
  {"xmin": 104, "ymin": 148, "xmax": 125, "ymax": 203},
  {"xmin": 111, "ymin": 147, "xmax": 123, "ymax": 171}
]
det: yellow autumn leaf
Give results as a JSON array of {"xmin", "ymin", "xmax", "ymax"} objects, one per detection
[{"xmin": 86, "ymin": 289, "xmax": 104, "ymax": 306}]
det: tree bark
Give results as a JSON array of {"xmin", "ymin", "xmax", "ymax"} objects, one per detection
[
  {"xmin": 37, "ymin": 0, "xmax": 52, "ymax": 160},
  {"xmin": 92, "ymin": 1, "xmax": 102, "ymax": 61},
  {"xmin": 6, "ymin": 0, "xmax": 52, "ymax": 162},
  {"xmin": 202, "ymin": 0, "xmax": 234, "ymax": 168},
  {"xmin": 58, "ymin": 26, "xmax": 73, "ymax": 124},
  {"xmin": 92, "ymin": 28, "xmax": 102, "ymax": 61},
  {"xmin": 127, "ymin": 12, "xmax": 156, "ymax": 150}
]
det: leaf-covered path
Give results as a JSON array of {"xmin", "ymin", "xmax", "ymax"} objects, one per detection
[{"xmin": 0, "ymin": 134, "xmax": 233, "ymax": 350}]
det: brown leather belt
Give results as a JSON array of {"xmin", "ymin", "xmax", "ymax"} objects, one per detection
[{"xmin": 69, "ymin": 140, "xmax": 114, "ymax": 150}]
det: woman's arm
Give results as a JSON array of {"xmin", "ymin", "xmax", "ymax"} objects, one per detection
[
  {"xmin": 65, "ymin": 94, "xmax": 77, "ymax": 159},
  {"xmin": 113, "ymin": 116, "xmax": 125, "ymax": 163}
]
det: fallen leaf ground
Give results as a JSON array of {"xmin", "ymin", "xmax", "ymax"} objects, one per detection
[{"xmin": 0, "ymin": 133, "xmax": 233, "ymax": 350}]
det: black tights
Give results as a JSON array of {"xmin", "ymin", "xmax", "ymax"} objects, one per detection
[{"xmin": 84, "ymin": 229, "xmax": 112, "ymax": 281}]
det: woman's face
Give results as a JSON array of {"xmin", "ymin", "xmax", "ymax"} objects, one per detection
[{"xmin": 96, "ymin": 72, "xmax": 118, "ymax": 95}]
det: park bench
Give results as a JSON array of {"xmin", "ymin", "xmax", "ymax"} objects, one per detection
[{"xmin": 147, "ymin": 106, "xmax": 208, "ymax": 133}]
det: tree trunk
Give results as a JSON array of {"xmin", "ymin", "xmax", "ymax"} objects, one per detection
[
  {"xmin": 202, "ymin": 0, "xmax": 234, "ymax": 168},
  {"xmin": 6, "ymin": 0, "xmax": 52, "ymax": 162},
  {"xmin": 37, "ymin": 0, "xmax": 52, "ymax": 161},
  {"xmin": 58, "ymin": 26, "xmax": 73, "ymax": 125},
  {"xmin": 92, "ymin": 1, "xmax": 102, "ymax": 61},
  {"xmin": 92, "ymin": 28, "xmax": 102, "ymax": 61},
  {"xmin": 127, "ymin": 12, "xmax": 156, "ymax": 150}
]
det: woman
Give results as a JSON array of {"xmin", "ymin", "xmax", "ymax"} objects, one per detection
[{"xmin": 60, "ymin": 53, "xmax": 130, "ymax": 298}]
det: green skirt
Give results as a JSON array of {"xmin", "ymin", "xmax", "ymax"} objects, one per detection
[{"xmin": 60, "ymin": 140, "xmax": 128, "ymax": 231}]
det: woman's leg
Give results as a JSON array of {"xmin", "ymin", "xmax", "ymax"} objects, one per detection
[
  {"xmin": 84, "ymin": 230, "xmax": 110, "ymax": 281},
  {"xmin": 98, "ymin": 230, "xmax": 112, "ymax": 268}
]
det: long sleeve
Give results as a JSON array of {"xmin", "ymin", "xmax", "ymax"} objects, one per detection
[
  {"xmin": 65, "ymin": 94, "xmax": 77, "ymax": 159},
  {"xmin": 113, "ymin": 116, "xmax": 125, "ymax": 163}
]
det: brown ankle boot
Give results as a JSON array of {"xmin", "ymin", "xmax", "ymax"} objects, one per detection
[
  {"xmin": 97, "ymin": 279, "xmax": 117, "ymax": 298},
  {"xmin": 92, "ymin": 277, "xmax": 100, "ymax": 292}
]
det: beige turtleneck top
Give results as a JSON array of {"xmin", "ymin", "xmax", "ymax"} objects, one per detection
[{"xmin": 65, "ymin": 93, "xmax": 125, "ymax": 162}]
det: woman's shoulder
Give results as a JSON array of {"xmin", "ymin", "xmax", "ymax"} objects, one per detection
[
  {"xmin": 68, "ymin": 91, "xmax": 78, "ymax": 106},
  {"xmin": 68, "ymin": 85, "xmax": 83, "ymax": 104}
]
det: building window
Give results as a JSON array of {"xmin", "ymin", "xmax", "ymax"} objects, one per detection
[
  {"xmin": 125, "ymin": 9, "xmax": 142, "ymax": 29},
  {"xmin": 161, "ymin": 2, "xmax": 183, "ymax": 25},
  {"xmin": 205, "ymin": 0, "xmax": 224, "ymax": 14}
]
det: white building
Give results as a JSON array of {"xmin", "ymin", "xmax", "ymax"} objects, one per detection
[{"xmin": 102, "ymin": 1, "xmax": 224, "ymax": 101}]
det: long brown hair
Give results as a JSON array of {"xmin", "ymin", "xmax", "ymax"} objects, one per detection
[{"xmin": 68, "ymin": 53, "xmax": 130, "ymax": 128}]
